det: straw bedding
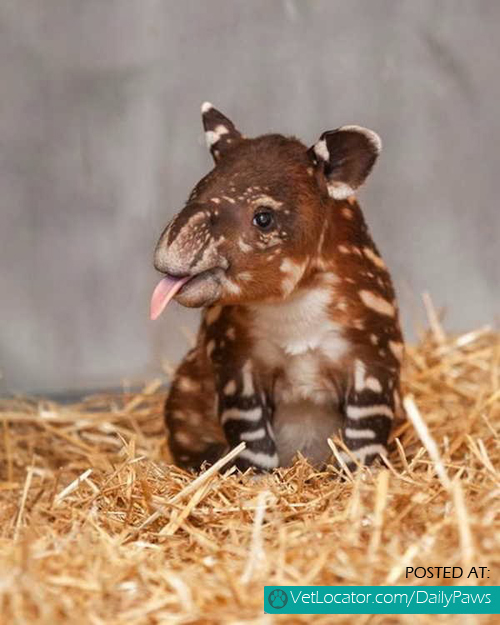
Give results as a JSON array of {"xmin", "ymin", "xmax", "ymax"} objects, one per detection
[{"xmin": 0, "ymin": 321, "xmax": 499, "ymax": 624}]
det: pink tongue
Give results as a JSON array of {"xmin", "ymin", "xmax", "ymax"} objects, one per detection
[{"xmin": 150, "ymin": 275, "xmax": 190, "ymax": 320}]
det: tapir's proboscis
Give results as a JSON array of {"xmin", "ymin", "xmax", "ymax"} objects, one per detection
[{"xmin": 151, "ymin": 103, "xmax": 404, "ymax": 473}]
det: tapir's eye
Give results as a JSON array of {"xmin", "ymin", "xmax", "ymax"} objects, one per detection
[{"xmin": 253, "ymin": 210, "xmax": 275, "ymax": 231}]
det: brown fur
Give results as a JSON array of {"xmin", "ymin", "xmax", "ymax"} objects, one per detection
[{"xmin": 153, "ymin": 104, "xmax": 404, "ymax": 472}]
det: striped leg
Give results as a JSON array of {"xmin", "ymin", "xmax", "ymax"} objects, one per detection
[
  {"xmin": 340, "ymin": 360, "xmax": 397, "ymax": 470},
  {"xmin": 217, "ymin": 360, "xmax": 278, "ymax": 472}
]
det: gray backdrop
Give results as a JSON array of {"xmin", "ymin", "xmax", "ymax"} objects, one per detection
[{"xmin": 1, "ymin": 0, "xmax": 498, "ymax": 394}]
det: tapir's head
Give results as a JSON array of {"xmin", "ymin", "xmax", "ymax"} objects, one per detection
[{"xmin": 151, "ymin": 103, "xmax": 381, "ymax": 319}]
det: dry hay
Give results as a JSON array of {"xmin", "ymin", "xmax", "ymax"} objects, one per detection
[{"xmin": 0, "ymin": 320, "xmax": 499, "ymax": 624}]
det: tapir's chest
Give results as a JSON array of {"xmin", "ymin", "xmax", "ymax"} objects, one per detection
[{"xmin": 248, "ymin": 288, "xmax": 350, "ymax": 405}]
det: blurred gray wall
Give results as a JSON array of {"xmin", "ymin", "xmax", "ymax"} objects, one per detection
[{"xmin": 1, "ymin": 0, "xmax": 499, "ymax": 394}]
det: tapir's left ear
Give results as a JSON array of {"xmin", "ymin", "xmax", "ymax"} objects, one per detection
[
  {"xmin": 308, "ymin": 125, "xmax": 382, "ymax": 200},
  {"xmin": 201, "ymin": 102, "xmax": 243, "ymax": 163}
]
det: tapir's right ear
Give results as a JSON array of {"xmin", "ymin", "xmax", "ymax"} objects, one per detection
[{"xmin": 201, "ymin": 102, "xmax": 243, "ymax": 163}]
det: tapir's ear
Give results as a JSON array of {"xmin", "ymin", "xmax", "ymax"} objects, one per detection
[
  {"xmin": 308, "ymin": 125, "xmax": 382, "ymax": 199},
  {"xmin": 201, "ymin": 102, "xmax": 243, "ymax": 163}
]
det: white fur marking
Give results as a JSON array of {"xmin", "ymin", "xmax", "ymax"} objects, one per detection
[
  {"xmin": 280, "ymin": 258, "xmax": 306, "ymax": 296},
  {"xmin": 238, "ymin": 448, "xmax": 279, "ymax": 469},
  {"xmin": 363, "ymin": 246, "xmax": 386, "ymax": 269},
  {"xmin": 240, "ymin": 427, "xmax": 267, "ymax": 442},
  {"xmin": 366, "ymin": 376, "xmax": 382, "ymax": 393},
  {"xmin": 221, "ymin": 407, "xmax": 262, "ymax": 425},
  {"xmin": 339, "ymin": 125, "xmax": 382, "ymax": 153},
  {"xmin": 205, "ymin": 124, "xmax": 230, "ymax": 148},
  {"xmin": 205, "ymin": 306, "xmax": 222, "ymax": 325},
  {"xmin": 241, "ymin": 361, "xmax": 254, "ymax": 396},
  {"xmin": 175, "ymin": 431, "xmax": 192, "ymax": 446},
  {"xmin": 359, "ymin": 290, "xmax": 395, "ymax": 317},
  {"xmin": 238, "ymin": 238, "xmax": 252, "ymax": 253},
  {"xmin": 314, "ymin": 139, "xmax": 330, "ymax": 161},
  {"xmin": 354, "ymin": 360, "xmax": 367, "ymax": 392},
  {"xmin": 224, "ymin": 380, "xmax": 237, "ymax": 395},
  {"xmin": 345, "ymin": 428, "xmax": 376, "ymax": 440},
  {"xmin": 328, "ymin": 182, "xmax": 356, "ymax": 200},
  {"xmin": 389, "ymin": 340, "xmax": 404, "ymax": 362},
  {"xmin": 347, "ymin": 405, "xmax": 393, "ymax": 420},
  {"xmin": 220, "ymin": 274, "xmax": 241, "ymax": 295},
  {"xmin": 177, "ymin": 377, "xmax": 200, "ymax": 393}
]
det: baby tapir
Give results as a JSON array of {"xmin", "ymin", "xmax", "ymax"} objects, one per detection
[{"xmin": 151, "ymin": 103, "xmax": 404, "ymax": 473}]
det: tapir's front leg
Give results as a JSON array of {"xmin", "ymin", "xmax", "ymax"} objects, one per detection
[
  {"xmin": 165, "ymin": 347, "xmax": 226, "ymax": 471},
  {"xmin": 215, "ymin": 358, "xmax": 279, "ymax": 472},
  {"xmin": 339, "ymin": 360, "xmax": 400, "ymax": 471}
]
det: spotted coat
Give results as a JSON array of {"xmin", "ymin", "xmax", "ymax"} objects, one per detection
[{"xmin": 153, "ymin": 103, "xmax": 404, "ymax": 473}]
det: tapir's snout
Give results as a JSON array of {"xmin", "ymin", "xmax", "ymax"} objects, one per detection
[
  {"xmin": 154, "ymin": 203, "xmax": 228, "ymax": 276},
  {"xmin": 151, "ymin": 203, "xmax": 228, "ymax": 315}
]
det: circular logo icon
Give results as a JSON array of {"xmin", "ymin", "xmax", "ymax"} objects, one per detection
[{"xmin": 268, "ymin": 588, "xmax": 288, "ymax": 609}]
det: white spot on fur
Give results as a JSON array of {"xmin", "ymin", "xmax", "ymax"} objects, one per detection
[
  {"xmin": 389, "ymin": 340, "xmax": 404, "ymax": 362},
  {"xmin": 354, "ymin": 360, "xmax": 367, "ymax": 392},
  {"xmin": 338, "ymin": 245, "xmax": 350, "ymax": 254},
  {"xmin": 175, "ymin": 431, "xmax": 193, "ymax": 446},
  {"xmin": 314, "ymin": 139, "xmax": 329, "ymax": 161},
  {"xmin": 211, "ymin": 197, "xmax": 221, "ymax": 204},
  {"xmin": 345, "ymin": 427, "xmax": 376, "ymax": 440},
  {"xmin": 177, "ymin": 377, "xmax": 201, "ymax": 393},
  {"xmin": 342, "ymin": 207, "xmax": 354, "ymax": 220},
  {"xmin": 224, "ymin": 380, "xmax": 237, "ymax": 395},
  {"xmin": 393, "ymin": 389, "xmax": 402, "ymax": 413},
  {"xmin": 206, "ymin": 340, "xmax": 215, "ymax": 357},
  {"xmin": 366, "ymin": 376, "xmax": 382, "ymax": 392},
  {"xmin": 346, "ymin": 404, "xmax": 394, "ymax": 420},
  {"xmin": 220, "ymin": 275, "xmax": 241, "ymax": 295},
  {"xmin": 201, "ymin": 101, "xmax": 213, "ymax": 114},
  {"xmin": 186, "ymin": 411, "xmax": 202, "ymax": 426},
  {"xmin": 280, "ymin": 258, "xmax": 306, "ymax": 296},
  {"xmin": 205, "ymin": 306, "xmax": 222, "ymax": 325},
  {"xmin": 252, "ymin": 194, "xmax": 283, "ymax": 210},
  {"xmin": 220, "ymin": 407, "xmax": 262, "ymax": 425},
  {"xmin": 205, "ymin": 124, "xmax": 229, "ymax": 148},
  {"xmin": 226, "ymin": 327, "xmax": 236, "ymax": 340},
  {"xmin": 240, "ymin": 427, "xmax": 267, "ymax": 442},
  {"xmin": 370, "ymin": 333, "xmax": 379, "ymax": 345},
  {"xmin": 328, "ymin": 182, "xmax": 356, "ymax": 200},
  {"xmin": 353, "ymin": 360, "xmax": 382, "ymax": 393},
  {"xmin": 238, "ymin": 238, "xmax": 252, "ymax": 253},
  {"xmin": 359, "ymin": 290, "xmax": 395, "ymax": 317},
  {"xmin": 241, "ymin": 361, "xmax": 254, "ymax": 396},
  {"xmin": 363, "ymin": 247, "xmax": 386, "ymax": 269}
]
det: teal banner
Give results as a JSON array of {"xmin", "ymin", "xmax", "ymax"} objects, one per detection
[{"xmin": 264, "ymin": 586, "xmax": 499, "ymax": 614}]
